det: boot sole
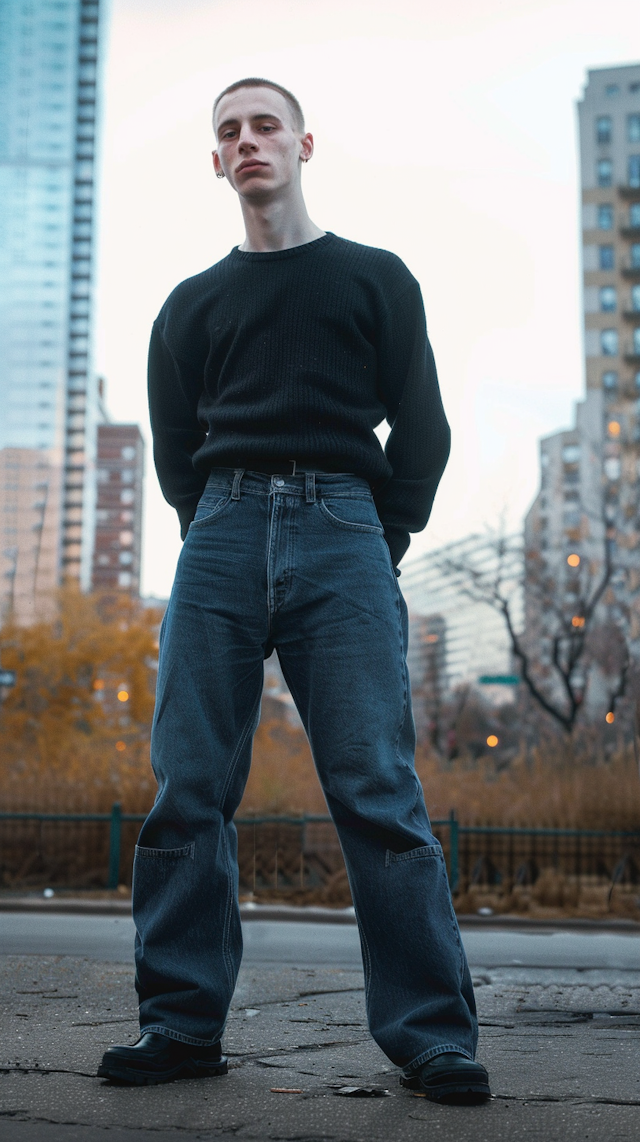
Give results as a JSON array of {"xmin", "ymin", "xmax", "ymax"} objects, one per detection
[
  {"xmin": 97, "ymin": 1057, "xmax": 228, "ymax": 1086},
  {"xmin": 422, "ymin": 1082, "xmax": 491, "ymax": 1104},
  {"xmin": 401, "ymin": 1074, "xmax": 491, "ymax": 1104}
]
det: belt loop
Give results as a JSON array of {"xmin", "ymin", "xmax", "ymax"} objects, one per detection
[
  {"xmin": 305, "ymin": 471, "xmax": 316, "ymax": 504},
  {"xmin": 231, "ymin": 469, "xmax": 244, "ymax": 500}
]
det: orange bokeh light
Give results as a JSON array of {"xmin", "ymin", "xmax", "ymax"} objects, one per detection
[
  {"xmin": 93, "ymin": 678, "xmax": 105, "ymax": 690},
  {"xmin": 117, "ymin": 690, "xmax": 129, "ymax": 702},
  {"xmin": 571, "ymin": 616, "xmax": 585, "ymax": 628},
  {"xmin": 608, "ymin": 421, "xmax": 621, "ymax": 436},
  {"xmin": 605, "ymin": 711, "xmax": 615, "ymax": 724},
  {"xmin": 115, "ymin": 741, "xmax": 127, "ymax": 752},
  {"xmin": 486, "ymin": 735, "xmax": 499, "ymax": 748},
  {"xmin": 567, "ymin": 554, "xmax": 580, "ymax": 568}
]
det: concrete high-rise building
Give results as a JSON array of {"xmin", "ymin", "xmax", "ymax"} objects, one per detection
[
  {"xmin": 92, "ymin": 424, "xmax": 144, "ymax": 596},
  {"xmin": 400, "ymin": 534, "xmax": 522, "ymax": 693},
  {"xmin": 0, "ymin": 0, "xmax": 107, "ymax": 594},
  {"xmin": 526, "ymin": 64, "xmax": 640, "ymax": 669}
]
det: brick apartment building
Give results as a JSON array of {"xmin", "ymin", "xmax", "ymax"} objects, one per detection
[{"xmin": 91, "ymin": 424, "xmax": 144, "ymax": 595}]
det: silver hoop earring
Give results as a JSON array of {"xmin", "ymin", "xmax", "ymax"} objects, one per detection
[{"xmin": 216, "ymin": 171, "xmax": 225, "ymax": 179}]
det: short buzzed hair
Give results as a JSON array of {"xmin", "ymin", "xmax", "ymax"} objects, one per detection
[{"xmin": 212, "ymin": 78, "xmax": 305, "ymax": 136}]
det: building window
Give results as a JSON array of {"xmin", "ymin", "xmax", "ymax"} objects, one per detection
[
  {"xmin": 631, "ymin": 243, "xmax": 640, "ymax": 269},
  {"xmin": 631, "ymin": 203, "xmax": 640, "ymax": 228},
  {"xmin": 118, "ymin": 571, "xmax": 132, "ymax": 588},
  {"xmin": 634, "ymin": 328, "xmax": 640, "ymax": 355},
  {"xmin": 630, "ymin": 156, "xmax": 640, "ymax": 189},
  {"xmin": 596, "ymin": 115, "xmax": 612, "ymax": 143},
  {"xmin": 121, "ymin": 446, "xmax": 136, "ymax": 460},
  {"xmin": 120, "ymin": 489, "xmax": 134, "ymax": 504},
  {"xmin": 632, "ymin": 285, "xmax": 640, "ymax": 311},
  {"xmin": 604, "ymin": 457, "xmax": 621, "ymax": 480},
  {"xmin": 119, "ymin": 551, "xmax": 133, "ymax": 566},
  {"xmin": 605, "ymin": 84, "xmax": 620, "ymax": 97},
  {"xmin": 601, "ymin": 328, "xmax": 618, "ymax": 356},
  {"xmin": 602, "ymin": 370, "xmax": 618, "ymax": 390},
  {"xmin": 599, "ymin": 245, "xmax": 614, "ymax": 269},
  {"xmin": 600, "ymin": 286, "xmax": 617, "ymax": 311},
  {"xmin": 636, "ymin": 371, "xmax": 640, "ymax": 389},
  {"xmin": 597, "ymin": 159, "xmax": 613, "ymax": 187},
  {"xmin": 629, "ymin": 114, "xmax": 640, "ymax": 143},
  {"xmin": 598, "ymin": 203, "xmax": 613, "ymax": 229},
  {"xmin": 562, "ymin": 444, "xmax": 580, "ymax": 463}
]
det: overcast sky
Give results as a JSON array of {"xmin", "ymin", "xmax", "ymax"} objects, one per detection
[{"xmin": 94, "ymin": 0, "xmax": 640, "ymax": 599}]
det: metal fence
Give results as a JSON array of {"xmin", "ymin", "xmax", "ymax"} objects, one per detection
[{"xmin": 0, "ymin": 806, "xmax": 639, "ymax": 901}]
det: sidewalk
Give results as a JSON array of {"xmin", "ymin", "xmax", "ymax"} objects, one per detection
[{"xmin": 1, "ymin": 931, "xmax": 640, "ymax": 1140}]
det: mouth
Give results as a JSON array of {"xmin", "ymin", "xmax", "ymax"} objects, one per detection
[{"xmin": 236, "ymin": 160, "xmax": 269, "ymax": 175}]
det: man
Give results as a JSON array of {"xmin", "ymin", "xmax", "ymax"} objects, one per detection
[{"xmin": 98, "ymin": 78, "xmax": 490, "ymax": 1104}]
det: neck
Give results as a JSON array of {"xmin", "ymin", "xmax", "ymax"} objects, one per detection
[{"xmin": 238, "ymin": 183, "xmax": 324, "ymax": 253}]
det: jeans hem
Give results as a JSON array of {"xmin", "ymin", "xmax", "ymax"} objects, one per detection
[
  {"xmin": 402, "ymin": 1044, "xmax": 473, "ymax": 1076},
  {"xmin": 141, "ymin": 1025, "xmax": 221, "ymax": 1048}
]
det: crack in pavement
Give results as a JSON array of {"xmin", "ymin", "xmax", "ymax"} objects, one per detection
[
  {"xmin": 0, "ymin": 1111, "xmax": 250, "ymax": 1133},
  {"xmin": 71, "ymin": 1017, "xmax": 139, "ymax": 1027},
  {"xmin": 493, "ymin": 1094, "xmax": 640, "ymax": 1106},
  {"xmin": 0, "ymin": 1066, "xmax": 96, "ymax": 1078},
  {"xmin": 225, "ymin": 1036, "xmax": 370, "ymax": 1069},
  {"xmin": 230, "ymin": 987, "xmax": 364, "ymax": 1011}
]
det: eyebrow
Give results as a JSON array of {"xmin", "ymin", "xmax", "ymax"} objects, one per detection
[{"xmin": 217, "ymin": 113, "xmax": 284, "ymax": 133}]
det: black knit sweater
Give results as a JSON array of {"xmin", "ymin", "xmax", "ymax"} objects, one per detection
[{"xmin": 148, "ymin": 232, "xmax": 450, "ymax": 568}]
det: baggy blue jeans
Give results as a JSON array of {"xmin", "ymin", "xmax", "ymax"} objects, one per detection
[{"xmin": 133, "ymin": 469, "xmax": 478, "ymax": 1074}]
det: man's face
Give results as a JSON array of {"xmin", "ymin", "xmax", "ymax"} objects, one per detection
[{"xmin": 213, "ymin": 87, "xmax": 310, "ymax": 199}]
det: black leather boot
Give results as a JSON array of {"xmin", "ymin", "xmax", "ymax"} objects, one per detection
[
  {"xmin": 97, "ymin": 1032, "xmax": 228, "ymax": 1086},
  {"xmin": 401, "ymin": 1052, "xmax": 491, "ymax": 1104}
]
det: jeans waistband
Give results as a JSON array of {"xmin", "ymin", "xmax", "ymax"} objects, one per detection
[{"xmin": 203, "ymin": 467, "xmax": 372, "ymax": 501}]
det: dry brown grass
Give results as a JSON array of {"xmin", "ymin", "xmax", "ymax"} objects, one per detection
[{"xmin": 414, "ymin": 746, "xmax": 640, "ymax": 831}]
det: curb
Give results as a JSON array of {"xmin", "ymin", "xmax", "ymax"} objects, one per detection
[{"xmin": 0, "ymin": 897, "xmax": 639, "ymax": 932}]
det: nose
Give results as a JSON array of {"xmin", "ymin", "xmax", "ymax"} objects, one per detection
[{"xmin": 237, "ymin": 124, "xmax": 258, "ymax": 152}]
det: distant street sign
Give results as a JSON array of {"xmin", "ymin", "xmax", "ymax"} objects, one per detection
[
  {"xmin": 0, "ymin": 670, "xmax": 16, "ymax": 688},
  {"xmin": 478, "ymin": 675, "xmax": 520, "ymax": 686}
]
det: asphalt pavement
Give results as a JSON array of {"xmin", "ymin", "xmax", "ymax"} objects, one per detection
[{"xmin": 1, "ymin": 914, "xmax": 639, "ymax": 1141}]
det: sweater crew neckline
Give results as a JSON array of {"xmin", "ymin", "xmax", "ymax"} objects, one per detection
[{"xmin": 229, "ymin": 232, "xmax": 336, "ymax": 262}]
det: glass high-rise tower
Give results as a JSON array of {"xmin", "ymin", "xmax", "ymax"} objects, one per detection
[{"xmin": 0, "ymin": 0, "xmax": 106, "ymax": 593}]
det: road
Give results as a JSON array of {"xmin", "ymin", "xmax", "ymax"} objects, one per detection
[{"xmin": 1, "ymin": 912, "xmax": 639, "ymax": 970}]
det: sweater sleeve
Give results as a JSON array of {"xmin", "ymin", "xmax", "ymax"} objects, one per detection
[
  {"xmin": 373, "ymin": 279, "xmax": 451, "ymax": 570},
  {"xmin": 147, "ymin": 319, "xmax": 209, "ymax": 539}
]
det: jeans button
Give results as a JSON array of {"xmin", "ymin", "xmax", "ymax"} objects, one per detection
[{"xmin": 274, "ymin": 478, "xmax": 285, "ymax": 487}]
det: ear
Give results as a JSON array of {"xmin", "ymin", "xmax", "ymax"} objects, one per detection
[
  {"xmin": 300, "ymin": 132, "xmax": 314, "ymax": 164},
  {"xmin": 212, "ymin": 150, "xmax": 222, "ymax": 176}
]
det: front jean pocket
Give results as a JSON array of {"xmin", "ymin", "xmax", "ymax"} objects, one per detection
[
  {"xmin": 189, "ymin": 493, "xmax": 232, "ymax": 529},
  {"xmin": 319, "ymin": 496, "xmax": 384, "ymax": 534}
]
